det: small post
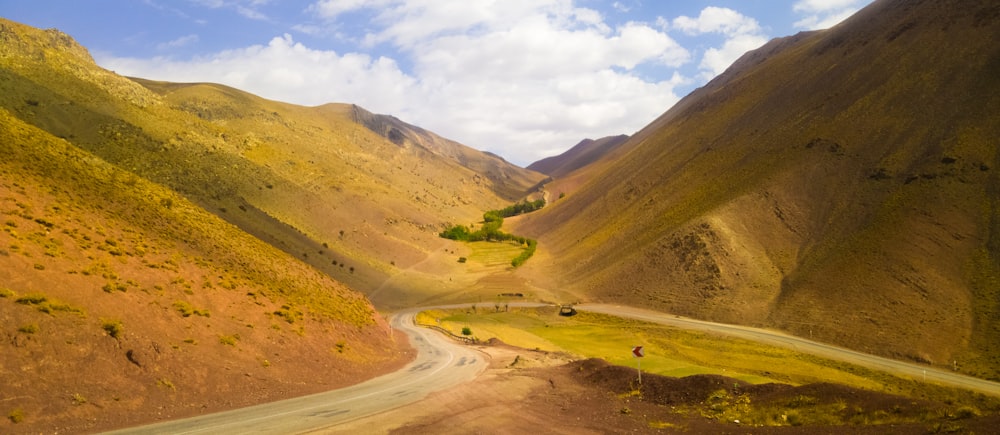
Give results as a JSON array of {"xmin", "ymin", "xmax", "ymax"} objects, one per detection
[{"xmin": 631, "ymin": 345, "xmax": 644, "ymax": 385}]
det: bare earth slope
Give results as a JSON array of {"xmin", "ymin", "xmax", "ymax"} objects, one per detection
[{"xmin": 511, "ymin": 0, "xmax": 1000, "ymax": 380}]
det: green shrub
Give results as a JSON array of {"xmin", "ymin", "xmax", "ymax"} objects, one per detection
[
  {"xmin": 17, "ymin": 324, "xmax": 38, "ymax": 334},
  {"xmin": 157, "ymin": 378, "xmax": 175, "ymax": 390},
  {"xmin": 15, "ymin": 292, "xmax": 84, "ymax": 316},
  {"xmin": 14, "ymin": 293, "xmax": 48, "ymax": 305},
  {"xmin": 173, "ymin": 300, "xmax": 210, "ymax": 317},
  {"xmin": 8, "ymin": 408, "xmax": 24, "ymax": 423},
  {"xmin": 219, "ymin": 334, "xmax": 239, "ymax": 346},
  {"xmin": 101, "ymin": 318, "xmax": 123, "ymax": 338}
]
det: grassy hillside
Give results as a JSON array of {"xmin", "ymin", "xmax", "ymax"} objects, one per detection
[
  {"xmin": 0, "ymin": 17, "xmax": 544, "ymax": 309},
  {"xmin": 512, "ymin": 0, "xmax": 1000, "ymax": 380},
  {"xmin": 0, "ymin": 16, "xmax": 545, "ymax": 432},
  {"xmin": 0, "ymin": 107, "xmax": 411, "ymax": 433}
]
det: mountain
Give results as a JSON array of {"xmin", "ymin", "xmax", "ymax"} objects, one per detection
[
  {"xmin": 0, "ymin": 17, "xmax": 545, "ymax": 310},
  {"xmin": 350, "ymin": 105, "xmax": 543, "ymax": 201},
  {"xmin": 527, "ymin": 134, "xmax": 630, "ymax": 178},
  {"xmin": 511, "ymin": 0, "xmax": 1000, "ymax": 380},
  {"xmin": 0, "ymin": 17, "xmax": 541, "ymax": 432}
]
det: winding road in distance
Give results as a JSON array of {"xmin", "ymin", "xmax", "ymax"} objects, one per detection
[
  {"xmin": 104, "ymin": 308, "xmax": 491, "ymax": 435},
  {"xmin": 577, "ymin": 303, "xmax": 1000, "ymax": 397}
]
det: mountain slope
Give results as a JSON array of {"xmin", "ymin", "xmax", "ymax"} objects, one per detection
[
  {"xmin": 527, "ymin": 134, "xmax": 630, "ymax": 178},
  {"xmin": 350, "ymin": 104, "xmax": 543, "ymax": 201},
  {"xmin": 0, "ymin": 16, "xmax": 545, "ymax": 432},
  {"xmin": 0, "ymin": 106, "xmax": 409, "ymax": 432},
  {"xmin": 512, "ymin": 0, "xmax": 1000, "ymax": 379},
  {"xmin": 0, "ymin": 17, "xmax": 545, "ymax": 309}
]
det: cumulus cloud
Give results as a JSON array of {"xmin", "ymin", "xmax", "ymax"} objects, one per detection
[
  {"xmin": 671, "ymin": 7, "xmax": 768, "ymax": 79},
  {"xmin": 102, "ymin": 1, "xmax": 694, "ymax": 165},
  {"xmin": 102, "ymin": 34, "xmax": 416, "ymax": 113},
  {"xmin": 792, "ymin": 0, "xmax": 867, "ymax": 30}
]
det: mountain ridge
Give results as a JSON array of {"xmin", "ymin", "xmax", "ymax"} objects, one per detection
[{"xmin": 512, "ymin": 0, "xmax": 1000, "ymax": 379}]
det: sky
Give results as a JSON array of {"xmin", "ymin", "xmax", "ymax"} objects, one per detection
[{"xmin": 2, "ymin": 0, "xmax": 873, "ymax": 166}]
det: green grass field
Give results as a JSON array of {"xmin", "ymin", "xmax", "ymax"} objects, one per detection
[
  {"xmin": 416, "ymin": 306, "xmax": 1000, "ymax": 429},
  {"xmin": 465, "ymin": 241, "xmax": 526, "ymax": 269},
  {"xmin": 417, "ymin": 306, "xmax": 999, "ymax": 404}
]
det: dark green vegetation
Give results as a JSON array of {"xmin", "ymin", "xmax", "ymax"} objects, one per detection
[{"xmin": 440, "ymin": 200, "xmax": 544, "ymax": 267}]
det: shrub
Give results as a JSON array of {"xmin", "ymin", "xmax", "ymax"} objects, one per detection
[
  {"xmin": 17, "ymin": 324, "xmax": 38, "ymax": 334},
  {"xmin": 157, "ymin": 378, "xmax": 175, "ymax": 390},
  {"xmin": 461, "ymin": 326, "xmax": 472, "ymax": 336},
  {"xmin": 15, "ymin": 293, "xmax": 85, "ymax": 316},
  {"xmin": 173, "ymin": 300, "xmax": 210, "ymax": 317},
  {"xmin": 273, "ymin": 305, "xmax": 302, "ymax": 324},
  {"xmin": 101, "ymin": 318, "xmax": 123, "ymax": 338},
  {"xmin": 15, "ymin": 293, "xmax": 48, "ymax": 305},
  {"xmin": 8, "ymin": 408, "xmax": 24, "ymax": 423},
  {"xmin": 219, "ymin": 334, "xmax": 239, "ymax": 346}
]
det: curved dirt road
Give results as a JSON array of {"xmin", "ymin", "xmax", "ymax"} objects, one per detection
[
  {"xmin": 104, "ymin": 309, "xmax": 486, "ymax": 434},
  {"xmin": 576, "ymin": 303, "xmax": 1000, "ymax": 397}
]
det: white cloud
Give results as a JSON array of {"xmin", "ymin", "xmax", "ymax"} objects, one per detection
[
  {"xmin": 792, "ymin": 0, "xmax": 866, "ymax": 30},
  {"xmin": 793, "ymin": 0, "xmax": 860, "ymax": 13},
  {"xmin": 101, "ymin": 34, "xmax": 415, "ymax": 113},
  {"xmin": 671, "ymin": 7, "xmax": 768, "ymax": 79},
  {"xmin": 699, "ymin": 34, "xmax": 769, "ymax": 78},
  {"xmin": 156, "ymin": 34, "xmax": 199, "ymax": 50},
  {"xmin": 611, "ymin": 2, "xmax": 630, "ymax": 13},
  {"xmin": 236, "ymin": 5, "xmax": 267, "ymax": 20},
  {"xmin": 308, "ymin": 0, "xmax": 386, "ymax": 19},
  {"xmin": 187, "ymin": 0, "xmax": 272, "ymax": 20},
  {"xmin": 101, "ymin": 1, "xmax": 694, "ymax": 166},
  {"xmin": 672, "ymin": 6, "xmax": 762, "ymax": 37}
]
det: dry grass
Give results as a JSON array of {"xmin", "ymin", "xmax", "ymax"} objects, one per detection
[{"xmin": 511, "ymin": 0, "xmax": 1000, "ymax": 381}]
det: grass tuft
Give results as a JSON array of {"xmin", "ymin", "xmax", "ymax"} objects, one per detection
[{"xmin": 100, "ymin": 318, "xmax": 123, "ymax": 338}]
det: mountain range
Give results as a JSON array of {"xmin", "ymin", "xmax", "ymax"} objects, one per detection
[
  {"xmin": 511, "ymin": 0, "xmax": 1000, "ymax": 380},
  {"xmin": 2, "ymin": 0, "xmax": 999, "ymax": 431}
]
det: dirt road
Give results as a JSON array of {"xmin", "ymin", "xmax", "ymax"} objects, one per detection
[{"xmin": 103, "ymin": 310, "xmax": 487, "ymax": 434}]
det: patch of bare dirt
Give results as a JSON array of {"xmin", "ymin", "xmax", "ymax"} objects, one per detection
[{"xmin": 321, "ymin": 340, "xmax": 999, "ymax": 434}]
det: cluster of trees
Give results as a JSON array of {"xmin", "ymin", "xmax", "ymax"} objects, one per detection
[
  {"xmin": 438, "ymin": 199, "xmax": 544, "ymax": 267},
  {"xmin": 495, "ymin": 199, "xmax": 545, "ymax": 218}
]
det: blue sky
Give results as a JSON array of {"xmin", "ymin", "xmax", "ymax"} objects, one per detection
[{"xmin": 3, "ymin": 0, "xmax": 873, "ymax": 166}]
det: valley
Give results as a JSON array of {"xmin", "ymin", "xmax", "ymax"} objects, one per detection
[{"xmin": 2, "ymin": 0, "xmax": 1000, "ymax": 432}]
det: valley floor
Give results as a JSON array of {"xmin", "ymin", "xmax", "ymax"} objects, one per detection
[{"xmin": 320, "ymin": 340, "xmax": 1000, "ymax": 434}]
